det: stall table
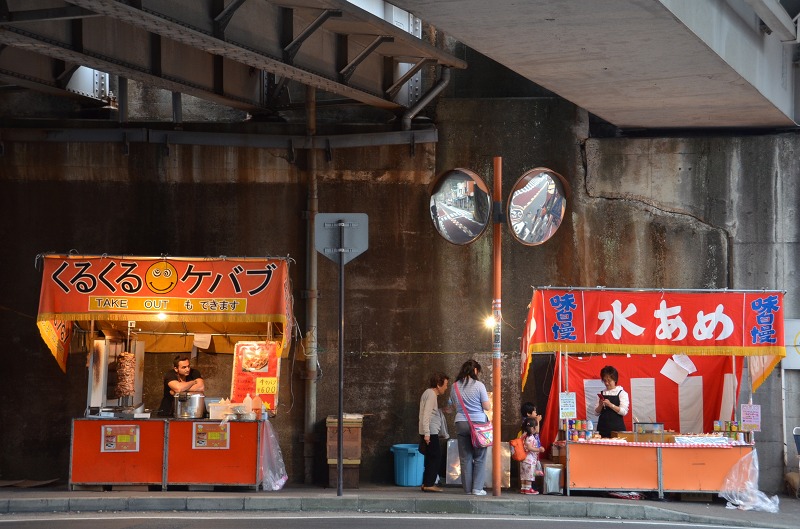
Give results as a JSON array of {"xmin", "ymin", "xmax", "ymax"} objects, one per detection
[
  {"xmin": 167, "ymin": 420, "xmax": 262, "ymax": 488},
  {"xmin": 565, "ymin": 441, "xmax": 753, "ymax": 498},
  {"xmin": 70, "ymin": 418, "xmax": 265, "ymax": 490},
  {"xmin": 70, "ymin": 419, "xmax": 166, "ymax": 487}
]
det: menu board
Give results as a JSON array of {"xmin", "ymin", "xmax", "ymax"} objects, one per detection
[
  {"xmin": 100, "ymin": 424, "xmax": 140, "ymax": 452},
  {"xmin": 559, "ymin": 392, "xmax": 577, "ymax": 419},
  {"xmin": 740, "ymin": 403, "xmax": 761, "ymax": 432},
  {"xmin": 230, "ymin": 341, "xmax": 281, "ymax": 411},
  {"xmin": 192, "ymin": 422, "xmax": 230, "ymax": 449}
]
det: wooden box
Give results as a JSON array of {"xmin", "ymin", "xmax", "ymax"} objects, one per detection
[
  {"xmin": 326, "ymin": 416, "xmax": 363, "ymax": 463},
  {"xmin": 328, "ymin": 464, "xmax": 360, "ymax": 489}
]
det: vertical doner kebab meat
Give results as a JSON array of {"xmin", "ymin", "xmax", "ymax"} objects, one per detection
[{"xmin": 116, "ymin": 351, "xmax": 136, "ymax": 397}]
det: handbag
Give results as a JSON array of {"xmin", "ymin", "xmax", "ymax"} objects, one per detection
[
  {"xmin": 509, "ymin": 436, "xmax": 526, "ymax": 462},
  {"xmin": 453, "ymin": 382, "xmax": 493, "ymax": 448}
]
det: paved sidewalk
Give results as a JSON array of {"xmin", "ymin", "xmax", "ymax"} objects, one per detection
[{"xmin": 0, "ymin": 483, "xmax": 797, "ymax": 528}]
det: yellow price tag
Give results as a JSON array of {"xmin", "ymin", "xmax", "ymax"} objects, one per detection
[{"xmin": 256, "ymin": 377, "xmax": 278, "ymax": 394}]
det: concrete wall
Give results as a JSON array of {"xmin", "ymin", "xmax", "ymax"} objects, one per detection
[
  {"xmin": 1, "ymin": 97, "xmax": 798, "ymax": 492},
  {"xmin": 585, "ymin": 135, "xmax": 800, "ymax": 490}
]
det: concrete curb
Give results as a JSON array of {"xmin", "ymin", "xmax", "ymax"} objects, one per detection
[{"xmin": 0, "ymin": 491, "xmax": 796, "ymax": 529}]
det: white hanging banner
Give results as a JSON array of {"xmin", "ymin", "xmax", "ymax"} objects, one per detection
[{"xmin": 783, "ymin": 319, "xmax": 800, "ymax": 369}]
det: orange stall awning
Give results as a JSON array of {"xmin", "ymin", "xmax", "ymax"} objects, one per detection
[{"xmin": 37, "ymin": 254, "xmax": 293, "ymax": 372}]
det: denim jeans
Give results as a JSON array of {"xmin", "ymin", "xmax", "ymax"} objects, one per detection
[{"xmin": 455, "ymin": 421, "xmax": 487, "ymax": 493}]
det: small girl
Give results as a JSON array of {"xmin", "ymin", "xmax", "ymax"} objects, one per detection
[{"xmin": 519, "ymin": 417, "xmax": 544, "ymax": 494}]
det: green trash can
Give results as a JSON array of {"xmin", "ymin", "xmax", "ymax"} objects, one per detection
[{"xmin": 390, "ymin": 443, "xmax": 424, "ymax": 486}]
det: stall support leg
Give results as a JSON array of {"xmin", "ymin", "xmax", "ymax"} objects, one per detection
[
  {"xmin": 657, "ymin": 446, "xmax": 663, "ymax": 499},
  {"xmin": 565, "ymin": 443, "xmax": 570, "ymax": 496}
]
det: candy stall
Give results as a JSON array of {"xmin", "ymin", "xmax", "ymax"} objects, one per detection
[{"xmin": 520, "ymin": 287, "xmax": 784, "ymax": 498}]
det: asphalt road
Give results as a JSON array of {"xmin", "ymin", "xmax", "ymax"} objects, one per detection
[{"xmin": 0, "ymin": 512, "xmax": 758, "ymax": 529}]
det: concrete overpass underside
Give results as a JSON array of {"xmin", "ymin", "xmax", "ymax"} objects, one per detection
[{"xmin": 2, "ymin": 1, "xmax": 800, "ymax": 131}]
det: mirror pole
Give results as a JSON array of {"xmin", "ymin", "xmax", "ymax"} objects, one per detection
[{"xmin": 492, "ymin": 156, "xmax": 503, "ymax": 496}]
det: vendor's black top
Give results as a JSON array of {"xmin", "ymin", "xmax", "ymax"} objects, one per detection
[
  {"xmin": 158, "ymin": 368, "xmax": 202, "ymax": 417},
  {"xmin": 597, "ymin": 391, "xmax": 626, "ymax": 438}
]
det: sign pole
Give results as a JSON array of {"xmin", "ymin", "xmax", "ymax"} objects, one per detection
[
  {"xmin": 337, "ymin": 219, "xmax": 345, "ymax": 497},
  {"xmin": 492, "ymin": 156, "xmax": 502, "ymax": 496},
  {"xmin": 314, "ymin": 213, "xmax": 368, "ymax": 497}
]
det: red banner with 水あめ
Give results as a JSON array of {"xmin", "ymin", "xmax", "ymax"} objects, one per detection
[
  {"xmin": 520, "ymin": 289, "xmax": 784, "ymax": 392},
  {"xmin": 525, "ymin": 289, "xmax": 784, "ymax": 355}
]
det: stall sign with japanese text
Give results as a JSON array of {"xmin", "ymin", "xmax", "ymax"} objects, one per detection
[
  {"xmin": 36, "ymin": 255, "xmax": 292, "ymax": 372},
  {"xmin": 524, "ymin": 289, "xmax": 784, "ymax": 356},
  {"xmin": 230, "ymin": 341, "xmax": 281, "ymax": 411},
  {"xmin": 100, "ymin": 424, "xmax": 140, "ymax": 452},
  {"xmin": 740, "ymin": 404, "xmax": 762, "ymax": 432},
  {"xmin": 559, "ymin": 392, "xmax": 577, "ymax": 419},
  {"xmin": 192, "ymin": 422, "xmax": 230, "ymax": 449}
]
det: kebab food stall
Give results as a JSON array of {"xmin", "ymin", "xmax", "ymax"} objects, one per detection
[
  {"xmin": 36, "ymin": 254, "xmax": 293, "ymax": 490},
  {"xmin": 520, "ymin": 288, "xmax": 784, "ymax": 497}
]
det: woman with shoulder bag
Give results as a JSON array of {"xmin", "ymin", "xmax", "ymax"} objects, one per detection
[{"xmin": 450, "ymin": 359, "xmax": 492, "ymax": 496}]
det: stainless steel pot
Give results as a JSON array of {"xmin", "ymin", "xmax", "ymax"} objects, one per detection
[{"xmin": 174, "ymin": 392, "xmax": 205, "ymax": 418}]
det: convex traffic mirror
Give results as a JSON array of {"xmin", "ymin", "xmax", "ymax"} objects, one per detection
[
  {"xmin": 429, "ymin": 168, "xmax": 492, "ymax": 245},
  {"xmin": 429, "ymin": 166, "xmax": 567, "ymax": 246},
  {"xmin": 507, "ymin": 167, "xmax": 567, "ymax": 246}
]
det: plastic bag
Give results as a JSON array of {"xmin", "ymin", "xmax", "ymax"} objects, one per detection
[
  {"xmin": 719, "ymin": 448, "xmax": 779, "ymax": 513},
  {"xmin": 259, "ymin": 420, "xmax": 288, "ymax": 491}
]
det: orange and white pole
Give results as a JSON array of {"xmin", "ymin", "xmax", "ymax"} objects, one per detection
[{"xmin": 492, "ymin": 156, "xmax": 502, "ymax": 496}]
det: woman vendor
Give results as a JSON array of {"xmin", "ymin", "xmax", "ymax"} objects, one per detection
[{"xmin": 594, "ymin": 365, "xmax": 629, "ymax": 438}]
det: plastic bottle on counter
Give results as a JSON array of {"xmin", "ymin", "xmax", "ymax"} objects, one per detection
[
  {"xmin": 243, "ymin": 393, "xmax": 253, "ymax": 412},
  {"xmin": 252, "ymin": 395, "xmax": 263, "ymax": 420}
]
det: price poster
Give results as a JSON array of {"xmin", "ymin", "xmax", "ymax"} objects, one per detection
[
  {"xmin": 559, "ymin": 392, "xmax": 577, "ymax": 419},
  {"xmin": 740, "ymin": 403, "xmax": 762, "ymax": 432},
  {"xmin": 100, "ymin": 424, "xmax": 140, "ymax": 452},
  {"xmin": 230, "ymin": 341, "xmax": 281, "ymax": 411},
  {"xmin": 192, "ymin": 422, "xmax": 230, "ymax": 449}
]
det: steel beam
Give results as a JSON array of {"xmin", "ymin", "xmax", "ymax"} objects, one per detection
[
  {"xmin": 339, "ymin": 35, "xmax": 392, "ymax": 83},
  {"xmin": 212, "ymin": 0, "xmax": 246, "ymax": 38},
  {"xmin": 284, "ymin": 9, "xmax": 342, "ymax": 64},
  {"xmin": 0, "ymin": 6, "xmax": 100, "ymax": 25},
  {"xmin": 0, "ymin": 126, "xmax": 437, "ymax": 150}
]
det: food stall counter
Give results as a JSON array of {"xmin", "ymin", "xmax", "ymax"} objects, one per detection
[
  {"xmin": 70, "ymin": 419, "xmax": 166, "ymax": 488},
  {"xmin": 565, "ymin": 440, "xmax": 754, "ymax": 498},
  {"xmin": 70, "ymin": 418, "xmax": 266, "ymax": 490},
  {"xmin": 166, "ymin": 420, "xmax": 262, "ymax": 488}
]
